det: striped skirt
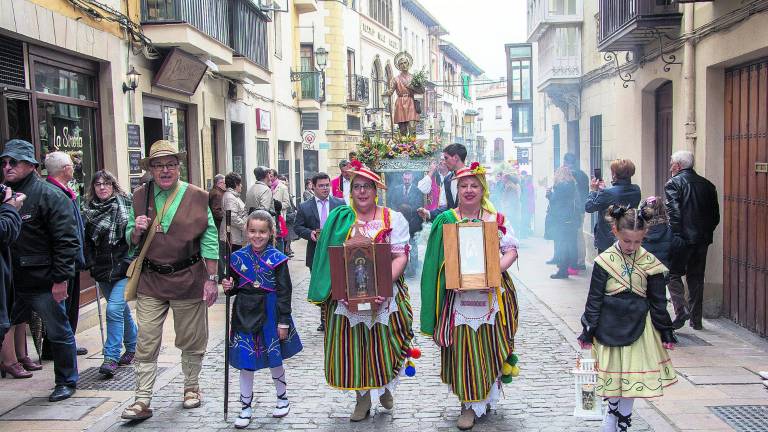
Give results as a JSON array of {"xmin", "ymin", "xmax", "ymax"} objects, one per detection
[
  {"xmin": 323, "ymin": 280, "xmax": 414, "ymax": 390},
  {"xmin": 439, "ymin": 274, "xmax": 519, "ymax": 402}
]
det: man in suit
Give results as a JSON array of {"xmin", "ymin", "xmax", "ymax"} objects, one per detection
[
  {"xmin": 417, "ymin": 143, "xmax": 467, "ymax": 221},
  {"xmin": 295, "ymin": 172, "xmax": 344, "ymax": 331},
  {"xmin": 330, "ymin": 160, "xmax": 353, "ymax": 204},
  {"xmin": 389, "ymin": 171, "xmax": 425, "ymax": 277}
]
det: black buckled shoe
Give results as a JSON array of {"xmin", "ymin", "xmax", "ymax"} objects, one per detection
[
  {"xmin": 672, "ymin": 312, "xmax": 690, "ymax": 330},
  {"xmin": 49, "ymin": 385, "xmax": 76, "ymax": 402}
]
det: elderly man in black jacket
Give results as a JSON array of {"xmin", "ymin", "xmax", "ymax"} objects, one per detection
[
  {"xmin": 1, "ymin": 140, "xmax": 80, "ymax": 402},
  {"xmin": 665, "ymin": 150, "xmax": 719, "ymax": 331},
  {"xmin": 584, "ymin": 159, "xmax": 641, "ymax": 253}
]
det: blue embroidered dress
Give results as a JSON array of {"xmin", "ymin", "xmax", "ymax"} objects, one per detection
[{"xmin": 228, "ymin": 245, "xmax": 302, "ymax": 371}]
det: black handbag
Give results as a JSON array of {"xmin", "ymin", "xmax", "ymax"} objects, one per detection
[{"xmin": 414, "ymin": 99, "xmax": 422, "ymax": 114}]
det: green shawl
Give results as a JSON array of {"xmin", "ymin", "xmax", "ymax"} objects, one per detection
[
  {"xmin": 307, "ymin": 205, "xmax": 357, "ymax": 303},
  {"xmin": 419, "ymin": 209, "xmax": 459, "ymax": 335}
]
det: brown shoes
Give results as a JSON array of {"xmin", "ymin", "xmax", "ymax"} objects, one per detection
[
  {"xmin": 183, "ymin": 388, "xmax": 202, "ymax": 409},
  {"xmin": 457, "ymin": 405, "xmax": 476, "ymax": 430},
  {"xmin": 0, "ymin": 362, "xmax": 32, "ymax": 379},
  {"xmin": 350, "ymin": 391, "xmax": 371, "ymax": 422}
]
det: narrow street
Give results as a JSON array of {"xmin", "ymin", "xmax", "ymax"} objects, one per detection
[{"xmin": 0, "ymin": 237, "xmax": 766, "ymax": 431}]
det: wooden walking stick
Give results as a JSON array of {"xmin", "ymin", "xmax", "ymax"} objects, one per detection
[{"xmin": 224, "ymin": 210, "xmax": 232, "ymax": 421}]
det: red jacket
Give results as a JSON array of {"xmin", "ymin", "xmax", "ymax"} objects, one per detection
[{"xmin": 331, "ymin": 175, "xmax": 345, "ymax": 200}]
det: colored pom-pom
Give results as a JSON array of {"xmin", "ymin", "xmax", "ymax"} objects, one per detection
[
  {"xmin": 405, "ymin": 365, "xmax": 416, "ymax": 377},
  {"xmin": 502, "ymin": 363, "xmax": 513, "ymax": 376},
  {"xmin": 409, "ymin": 347, "xmax": 422, "ymax": 359},
  {"xmin": 508, "ymin": 353, "xmax": 519, "ymax": 365},
  {"xmin": 501, "ymin": 374, "xmax": 513, "ymax": 384},
  {"xmin": 509, "ymin": 365, "xmax": 520, "ymax": 377}
]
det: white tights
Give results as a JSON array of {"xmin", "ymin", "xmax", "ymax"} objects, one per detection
[
  {"xmin": 239, "ymin": 365, "xmax": 287, "ymax": 408},
  {"xmin": 602, "ymin": 398, "xmax": 634, "ymax": 432}
]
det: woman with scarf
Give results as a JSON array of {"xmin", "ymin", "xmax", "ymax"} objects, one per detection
[
  {"xmin": 307, "ymin": 160, "xmax": 414, "ymax": 422},
  {"xmin": 82, "ymin": 170, "xmax": 137, "ymax": 377},
  {"xmin": 420, "ymin": 162, "xmax": 520, "ymax": 430}
]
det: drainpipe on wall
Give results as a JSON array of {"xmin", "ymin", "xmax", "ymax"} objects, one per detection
[{"xmin": 683, "ymin": 3, "xmax": 696, "ymax": 152}]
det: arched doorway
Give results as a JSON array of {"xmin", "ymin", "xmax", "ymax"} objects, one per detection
[{"xmin": 654, "ymin": 81, "xmax": 673, "ymax": 196}]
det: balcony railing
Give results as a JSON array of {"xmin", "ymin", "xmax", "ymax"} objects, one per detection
[
  {"xmin": 300, "ymin": 73, "xmax": 323, "ymax": 101},
  {"xmin": 231, "ymin": 0, "xmax": 269, "ymax": 68},
  {"xmin": 597, "ymin": 0, "xmax": 682, "ymax": 52},
  {"xmin": 142, "ymin": 0, "xmax": 230, "ymax": 45},
  {"xmin": 527, "ymin": 0, "xmax": 583, "ymax": 42},
  {"xmin": 347, "ymin": 75, "xmax": 369, "ymax": 104},
  {"xmin": 141, "ymin": 0, "xmax": 269, "ymax": 69}
]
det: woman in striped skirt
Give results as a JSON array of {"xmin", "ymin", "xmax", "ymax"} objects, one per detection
[
  {"xmin": 421, "ymin": 162, "xmax": 520, "ymax": 430},
  {"xmin": 307, "ymin": 160, "xmax": 414, "ymax": 421}
]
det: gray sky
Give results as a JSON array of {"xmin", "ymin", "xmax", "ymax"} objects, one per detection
[{"xmin": 416, "ymin": 0, "xmax": 528, "ymax": 79}]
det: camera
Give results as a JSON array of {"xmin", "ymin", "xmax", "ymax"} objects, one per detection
[{"xmin": 0, "ymin": 184, "xmax": 17, "ymax": 202}]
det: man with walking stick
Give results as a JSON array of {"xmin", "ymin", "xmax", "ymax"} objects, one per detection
[{"xmin": 121, "ymin": 140, "xmax": 219, "ymax": 421}]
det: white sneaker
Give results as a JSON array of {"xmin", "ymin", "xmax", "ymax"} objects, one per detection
[
  {"xmin": 758, "ymin": 371, "xmax": 768, "ymax": 380},
  {"xmin": 234, "ymin": 407, "xmax": 252, "ymax": 429},
  {"xmin": 273, "ymin": 399, "xmax": 290, "ymax": 418}
]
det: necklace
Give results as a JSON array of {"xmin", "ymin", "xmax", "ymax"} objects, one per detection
[
  {"xmin": 458, "ymin": 208, "xmax": 483, "ymax": 221},
  {"xmin": 356, "ymin": 207, "xmax": 378, "ymax": 224}
]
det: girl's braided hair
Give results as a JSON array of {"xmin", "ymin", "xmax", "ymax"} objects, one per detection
[{"xmin": 605, "ymin": 204, "xmax": 655, "ymax": 231}]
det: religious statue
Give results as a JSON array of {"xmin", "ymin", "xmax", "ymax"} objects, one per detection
[
  {"xmin": 384, "ymin": 52, "xmax": 424, "ymax": 135},
  {"xmin": 354, "ymin": 257, "xmax": 369, "ymax": 297}
]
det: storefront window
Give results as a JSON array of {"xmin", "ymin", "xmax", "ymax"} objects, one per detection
[
  {"xmin": 163, "ymin": 106, "xmax": 188, "ymax": 182},
  {"xmin": 34, "ymin": 63, "xmax": 95, "ymax": 101},
  {"xmin": 37, "ymin": 100, "xmax": 97, "ymax": 196}
]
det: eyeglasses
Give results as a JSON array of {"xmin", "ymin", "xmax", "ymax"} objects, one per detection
[
  {"xmin": 315, "ymin": 184, "xmax": 330, "ymax": 189},
  {"xmin": 149, "ymin": 162, "xmax": 180, "ymax": 171},
  {"xmin": 352, "ymin": 183, "xmax": 376, "ymax": 191},
  {"xmin": 94, "ymin": 181, "xmax": 113, "ymax": 188},
  {"xmin": 1, "ymin": 159, "xmax": 19, "ymax": 168}
]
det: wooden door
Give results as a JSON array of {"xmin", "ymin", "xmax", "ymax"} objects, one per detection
[
  {"xmin": 655, "ymin": 81, "xmax": 673, "ymax": 197},
  {"xmin": 724, "ymin": 60, "xmax": 768, "ymax": 335}
]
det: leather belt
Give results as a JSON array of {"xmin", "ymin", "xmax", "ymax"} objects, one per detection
[{"xmin": 143, "ymin": 255, "xmax": 201, "ymax": 275}]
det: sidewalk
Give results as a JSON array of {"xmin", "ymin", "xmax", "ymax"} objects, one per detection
[{"xmin": 511, "ymin": 236, "xmax": 768, "ymax": 432}]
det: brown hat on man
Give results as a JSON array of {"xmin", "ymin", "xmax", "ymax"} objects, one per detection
[{"xmin": 140, "ymin": 140, "xmax": 187, "ymax": 170}]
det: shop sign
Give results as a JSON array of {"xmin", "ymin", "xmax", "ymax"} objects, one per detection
[
  {"xmin": 50, "ymin": 126, "xmax": 83, "ymax": 152},
  {"xmin": 153, "ymin": 48, "xmax": 207, "ymax": 96},
  {"xmin": 319, "ymin": 142, "xmax": 330, "ymax": 150},
  {"xmin": 127, "ymin": 124, "xmax": 142, "ymax": 149},
  {"xmin": 128, "ymin": 149, "xmax": 143, "ymax": 175},
  {"xmin": 256, "ymin": 109, "xmax": 271, "ymax": 131}
]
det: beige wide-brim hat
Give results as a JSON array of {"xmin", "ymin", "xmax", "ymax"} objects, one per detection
[{"xmin": 140, "ymin": 140, "xmax": 187, "ymax": 170}]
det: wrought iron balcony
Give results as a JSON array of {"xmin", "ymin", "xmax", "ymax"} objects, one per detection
[
  {"xmin": 141, "ymin": 0, "xmax": 269, "ymax": 69},
  {"xmin": 347, "ymin": 75, "xmax": 369, "ymax": 105},
  {"xmin": 527, "ymin": 0, "xmax": 583, "ymax": 42},
  {"xmin": 300, "ymin": 72, "xmax": 323, "ymax": 101},
  {"xmin": 597, "ymin": 0, "xmax": 682, "ymax": 52}
]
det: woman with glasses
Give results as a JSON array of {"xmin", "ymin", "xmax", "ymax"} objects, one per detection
[
  {"xmin": 82, "ymin": 170, "xmax": 137, "ymax": 377},
  {"xmin": 307, "ymin": 160, "xmax": 414, "ymax": 422}
]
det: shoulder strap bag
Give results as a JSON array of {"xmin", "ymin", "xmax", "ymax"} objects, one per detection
[{"xmin": 124, "ymin": 183, "xmax": 181, "ymax": 301}]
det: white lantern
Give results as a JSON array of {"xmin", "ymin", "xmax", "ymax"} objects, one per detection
[{"xmin": 572, "ymin": 354, "xmax": 603, "ymax": 419}]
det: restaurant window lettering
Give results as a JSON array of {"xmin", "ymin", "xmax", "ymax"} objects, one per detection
[{"xmin": 33, "ymin": 61, "xmax": 98, "ymax": 195}]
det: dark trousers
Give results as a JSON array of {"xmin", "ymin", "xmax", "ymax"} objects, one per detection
[
  {"xmin": 554, "ymin": 228, "xmax": 578, "ymax": 271},
  {"xmin": 668, "ymin": 243, "xmax": 709, "ymax": 326},
  {"xmin": 43, "ymin": 276, "xmax": 80, "ymax": 356},
  {"xmin": 12, "ymin": 290, "xmax": 78, "ymax": 386}
]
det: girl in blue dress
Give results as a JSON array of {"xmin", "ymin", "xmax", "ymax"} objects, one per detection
[{"xmin": 222, "ymin": 210, "xmax": 302, "ymax": 428}]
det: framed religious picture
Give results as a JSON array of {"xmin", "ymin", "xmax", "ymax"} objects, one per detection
[
  {"xmin": 443, "ymin": 221, "xmax": 502, "ymax": 291},
  {"xmin": 328, "ymin": 223, "xmax": 393, "ymax": 311}
]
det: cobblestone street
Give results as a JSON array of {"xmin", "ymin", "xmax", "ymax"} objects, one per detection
[{"xmin": 96, "ymin": 257, "xmax": 651, "ymax": 432}]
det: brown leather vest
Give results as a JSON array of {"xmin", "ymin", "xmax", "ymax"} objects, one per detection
[{"xmin": 133, "ymin": 183, "xmax": 210, "ymax": 300}]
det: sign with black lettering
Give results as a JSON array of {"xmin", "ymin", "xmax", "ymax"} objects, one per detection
[
  {"xmin": 127, "ymin": 124, "xmax": 142, "ymax": 149},
  {"xmin": 130, "ymin": 176, "xmax": 142, "ymax": 191},
  {"xmin": 128, "ymin": 149, "xmax": 143, "ymax": 175}
]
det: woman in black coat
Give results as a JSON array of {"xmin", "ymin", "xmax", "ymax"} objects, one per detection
[
  {"xmin": 546, "ymin": 166, "xmax": 580, "ymax": 279},
  {"xmin": 81, "ymin": 171, "xmax": 136, "ymax": 378}
]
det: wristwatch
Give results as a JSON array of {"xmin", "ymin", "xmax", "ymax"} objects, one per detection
[{"xmin": 207, "ymin": 274, "xmax": 219, "ymax": 283}]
